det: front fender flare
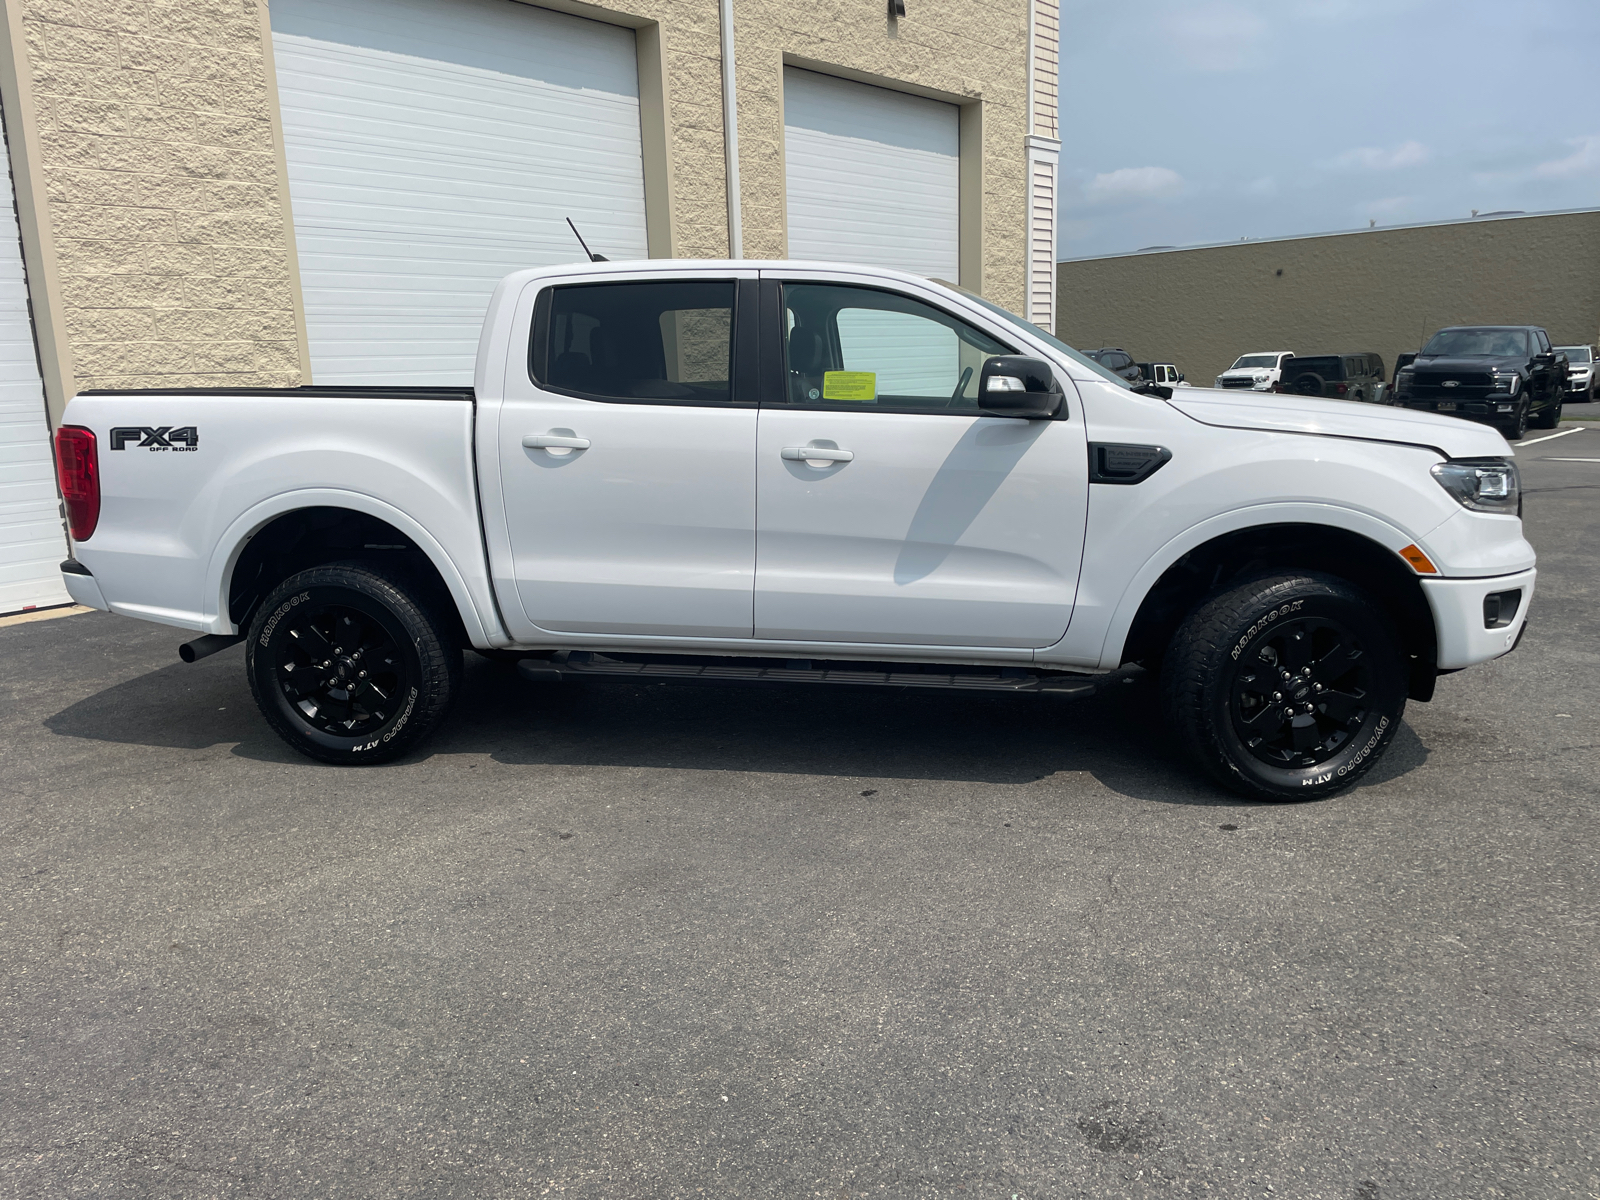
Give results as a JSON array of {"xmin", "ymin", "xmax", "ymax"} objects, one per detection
[{"xmin": 1090, "ymin": 502, "xmax": 1423, "ymax": 671}]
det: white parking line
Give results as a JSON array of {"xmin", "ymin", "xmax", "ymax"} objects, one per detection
[
  {"xmin": 1542, "ymin": 457, "xmax": 1600, "ymax": 463},
  {"xmin": 1520, "ymin": 427, "xmax": 1587, "ymax": 446}
]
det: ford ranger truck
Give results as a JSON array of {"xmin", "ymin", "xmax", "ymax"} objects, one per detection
[{"xmin": 52, "ymin": 261, "xmax": 1535, "ymax": 801}]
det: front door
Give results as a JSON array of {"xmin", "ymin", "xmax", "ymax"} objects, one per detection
[
  {"xmin": 496, "ymin": 274, "xmax": 757, "ymax": 640},
  {"xmin": 754, "ymin": 278, "xmax": 1089, "ymax": 648}
]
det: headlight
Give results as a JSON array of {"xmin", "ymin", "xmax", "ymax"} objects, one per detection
[
  {"xmin": 1430, "ymin": 458, "xmax": 1520, "ymax": 514},
  {"xmin": 1490, "ymin": 371, "xmax": 1521, "ymax": 395}
]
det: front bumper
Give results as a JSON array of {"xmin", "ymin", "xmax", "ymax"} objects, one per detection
[
  {"xmin": 1421, "ymin": 567, "xmax": 1536, "ymax": 670},
  {"xmin": 1401, "ymin": 394, "xmax": 1520, "ymax": 424}
]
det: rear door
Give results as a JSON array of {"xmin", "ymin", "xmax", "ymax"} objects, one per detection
[
  {"xmin": 752, "ymin": 274, "xmax": 1089, "ymax": 649},
  {"xmin": 495, "ymin": 272, "xmax": 758, "ymax": 640}
]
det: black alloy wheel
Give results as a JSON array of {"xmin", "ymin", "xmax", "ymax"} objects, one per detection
[
  {"xmin": 246, "ymin": 562, "xmax": 461, "ymax": 765},
  {"xmin": 274, "ymin": 602, "xmax": 407, "ymax": 738},
  {"xmin": 1503, "ymin": 399, "xmax": 1529, "ymax": 440},
  {"xmin": 1163, "ymin": 573, "xmax": 1407, "ymax": 801},
  {"xmin": 1228, "ymin": 615, "xmax": 1374, "ymax": 769}
]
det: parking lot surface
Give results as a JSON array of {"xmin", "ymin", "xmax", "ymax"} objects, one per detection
[{"xmin": 3, "ymin": 429, "xmax": 1596, "ymax": 1199}]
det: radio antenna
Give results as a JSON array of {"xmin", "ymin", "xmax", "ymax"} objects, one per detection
[{"xmin": 566, "ymin": 218, "xmax": 608, "ymax": 262}]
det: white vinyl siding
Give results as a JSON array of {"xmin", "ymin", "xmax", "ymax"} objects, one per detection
[
  {"xmin": 272, "ymin": 0, "xmax": 648, "ymax": 385},
  {"xmin": 0, "ymin": 102, "xmax": 69, "ymax": 615},
  {"xmin": 783, "ymin": 68, "xmax": 959, "ymax": 280}
]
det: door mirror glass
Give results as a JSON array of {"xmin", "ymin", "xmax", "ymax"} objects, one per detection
[{"xmin": 978, "ymin": 356, "xmax": 1063, "ymax": 419}]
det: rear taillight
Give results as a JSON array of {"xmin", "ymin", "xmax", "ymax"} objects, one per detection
[
  {"xmin": 54, "ymin": 425, "xmax": 100, "ymax": 541},
  {"xmin": 1336, "ymin": 383, "xmax": 1348, "ymax": 395}
]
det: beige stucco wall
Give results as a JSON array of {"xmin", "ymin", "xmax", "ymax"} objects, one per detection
[
  {"xmin": 2, "ymin": 0, "xmax": 1034, "ymax": 416},
  {"xmin": 731, "ymin": 0, "xmax": 1031, "ymax": 313},
  {"xmin": 5, "ymin": 0, "xmax": 304, "ymax": 415},
  {"xmin": 1056, "ymin": 210, "xmax": 1600, "ymax": 386}
]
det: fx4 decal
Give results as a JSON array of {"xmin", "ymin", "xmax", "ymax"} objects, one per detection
[{"xmin": 110, "ymin": 426, "xmax": 199, "ymax": 452}]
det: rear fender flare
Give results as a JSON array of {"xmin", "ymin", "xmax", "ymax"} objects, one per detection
[{"xmin": 201, "ymin": 489, "xmax": 507, "ymax": 646}]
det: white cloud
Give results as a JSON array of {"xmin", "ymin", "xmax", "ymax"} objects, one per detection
[
  {"xmin": 1332, "ymin": 141, "xmax": 1430, "ymax": 170},
  {"xmin": 1161, "ymin": 2, "xmax": 1268, "ymax": 71},
  {"xmin": 1534, "ymin": 135, "xmax": 1600, "ymax": 179},
  {"xmin": 1082, "ymin": 166, "xmax": 1185, "ymax": 204},
  {"xmin": 1242, "ymin": 176, "xmax": 1277, "ymax": 198}
]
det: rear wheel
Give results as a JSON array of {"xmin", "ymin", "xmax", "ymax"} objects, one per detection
[
  {"xmin": 1162, "ymin": 573, "xmax": 1407, "ymax": 801},
  {"xmin": 246, "ymin": 562, "xmax": 461, "ymax": 764}
]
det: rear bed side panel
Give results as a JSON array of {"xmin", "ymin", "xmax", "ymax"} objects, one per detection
[{"xmin": 62, "ymin": 392, "xmax": 504, "ymax": 644}]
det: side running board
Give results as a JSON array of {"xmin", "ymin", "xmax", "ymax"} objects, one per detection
[{"xmin": 515, "ymin": 650, "xmax": 1098, "ymax": 696}]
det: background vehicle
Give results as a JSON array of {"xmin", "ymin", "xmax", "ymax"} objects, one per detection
[
  {"xmin": 1554, "ymin": 345, "xmax": 1594, "ymax": 402},
  {"xmin": 1135, "ymin": 362, "xmax": 1185, "ymax": 388},
  {"xmin": 1275, "ymin": 353, "xmax": 1388, "ymax": 404},
  {"xmin": 1215, "ymin": 351, "xmax": 1293, "ymax": 391},
  {"xmin": 1087, "ymin": 347, "xmax": 1141, "ymax": 382},
  {"xmin": 1394, "ymin": 325, "xmax": 1568, "ymax": 439},
  {"xmin": 1393, "ymin": 352, "xmax": 1417, "ymax": 383},
  {"xmin": 53, "ymin": 261, "xmax": 1534, "ymax": 802}
]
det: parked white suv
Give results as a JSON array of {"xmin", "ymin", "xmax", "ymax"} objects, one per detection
[
  {"xmin": 53, "ymin": 261, "xmax": 1534, "ymax": 801},
  {"xmin": 1215, "ymin": 351, "xmax": 1294, "ymax": 391},
  {"xmin": 1555, "ymin": 345, "xmax": 1594, "ymax": 402}
]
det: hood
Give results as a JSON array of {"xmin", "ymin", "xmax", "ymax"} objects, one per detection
[
  {"xmin": 1413, "ymin": 354, "xmax": 1519, "ymax": 373},
  {"xmin": 1170, "ymin": 389, "xmax": 1512, "ymax": 459}
]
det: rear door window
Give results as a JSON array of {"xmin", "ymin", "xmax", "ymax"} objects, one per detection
[{"xmin": 534, "ymin": 280, "xmax": 738, "ymax": 405}]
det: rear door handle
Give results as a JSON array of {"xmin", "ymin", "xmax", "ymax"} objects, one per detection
[
  {"xmin": 781, "ymin": 446, "xmax": 853, "ymax": 462},
  {"xmin": 523, "ymin": 434, "xmax": 590, "ymax": 450}
]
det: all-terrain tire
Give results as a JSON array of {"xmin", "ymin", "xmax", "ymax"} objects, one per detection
[
  {"xmin": 1162, "ymin": 573, "xmax": 1407, "ymax": 802},
  {"xmin": 246, "ymin": 562, "xmax": 462, "ymax": 765}
]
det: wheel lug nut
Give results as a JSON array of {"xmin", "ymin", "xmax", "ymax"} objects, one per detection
[
  {"xmin": 358, "ymin": 670, "xmax": 367, "ymax": 678},
  {"xmin": 1272, "ymin": 691, "xmax": 1283, "ymax": 701},
  {"xmin": 1314, "ymin": 683, "xmax": 1324, "ymax": 692}
]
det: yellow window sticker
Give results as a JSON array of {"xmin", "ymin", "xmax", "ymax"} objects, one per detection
[{"xmin": 822, "ymin": 371, "xmax": 876, "ymax": 402}]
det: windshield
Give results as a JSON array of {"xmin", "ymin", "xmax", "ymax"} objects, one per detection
[
  {"xmin": 1230, "ymin": 355, "xmax": 1279, "ymax": 370},
  {"xmin": 1423, "ymin": 328, "xmax": 1529, "ymax": 357},
  {"xmin": 946, "ymin": 286, "xmax": 1134, "ymax": 389},
  {"xmin": 1556, "ymin": 346, "xmax": 1592, "ymax": 363}
]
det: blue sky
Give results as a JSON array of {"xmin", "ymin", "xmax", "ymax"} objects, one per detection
[{"xmin": 1056, "ymin": 0, "xmax": 1600, "ymax": 258}]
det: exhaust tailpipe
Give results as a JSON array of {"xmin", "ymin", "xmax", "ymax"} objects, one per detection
[{"xmin": 179, "ymin": 633, "xmax": 244, "ymax": 663}]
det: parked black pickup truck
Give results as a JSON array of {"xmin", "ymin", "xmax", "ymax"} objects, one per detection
[{"xmin": 1394, "ymin": 325, "xmax": 1568, "ymax": 439}]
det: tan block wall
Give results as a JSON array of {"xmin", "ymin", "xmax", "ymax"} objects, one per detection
[
  {"xmin": 14, "ymin": 0, "xmax": 303, "ymax": 405},
  {"xmin": 1056, "ymin": 210, "xmax": 1600, "ymax": 386}
]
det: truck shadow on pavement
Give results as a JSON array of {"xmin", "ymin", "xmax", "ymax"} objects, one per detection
[{"xmin": 42, "ymin": 652, "xmax": 1430, "ymax": 805}]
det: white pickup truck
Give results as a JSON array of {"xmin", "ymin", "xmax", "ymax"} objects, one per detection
[{"xmin": 52, "ymin": 261, "xmax": 1535, "ymax": 800}]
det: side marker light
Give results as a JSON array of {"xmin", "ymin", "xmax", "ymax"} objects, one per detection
[{"xmin": 1398, "ymin": 544, "xmax": 1437, "ymax": 574}]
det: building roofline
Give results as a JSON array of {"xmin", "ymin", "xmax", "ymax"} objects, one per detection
[{"xmin": 1056, "ymin": 205, "xmax": 1600, "ymax": 264}]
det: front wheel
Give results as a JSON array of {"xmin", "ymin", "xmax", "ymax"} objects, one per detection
[
  {"xmin": 1502, "ymin": 400, "xmax": 1529, "ymax": 440},
  {"xmin": 1162, "ymin": 574, "xmax": 1407, "ymax": 801},
  {"xmin": 246, "ymin": 563, "xmax": 461, "ymax": 765}
]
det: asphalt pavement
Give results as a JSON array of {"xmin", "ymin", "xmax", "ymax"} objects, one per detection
[{"xmin": 3, "ymin": 427, "xmax": 1596, "ymax": 1199}]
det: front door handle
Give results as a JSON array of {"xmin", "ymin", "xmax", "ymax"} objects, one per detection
[
  {"xmin": 523, "ymin": 434, "xmax": 591, "ymax": 450},
  {"xmin": 781, "ymin": 446, "xmax": 853, "ymax": 463}
]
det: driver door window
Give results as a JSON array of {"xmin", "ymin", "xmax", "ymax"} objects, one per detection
[{"xmin": 782, "ymin": 283, "xmax": 1009, "ymax": 412}]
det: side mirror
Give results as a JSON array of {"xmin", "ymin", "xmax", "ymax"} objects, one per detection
[
  {"xmin": 978, "ymin": 355, "xmax": 1063, "ymax": 419},
  {"xmin": 1131, "ymin": 380, "xmax": 1173, "ymax": 400}
]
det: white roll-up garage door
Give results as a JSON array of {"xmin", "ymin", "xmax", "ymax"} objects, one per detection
[
  {"xmin": 272, "ymin": 0, "xmax": 649, "ymax": 384},
  {"xmin": 783, "ymin": 68, "xmax": 960, "ymax": 279},
  {"xmin": 0, "ymin": 104, "xmax": 69, "ymax": 615}
]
